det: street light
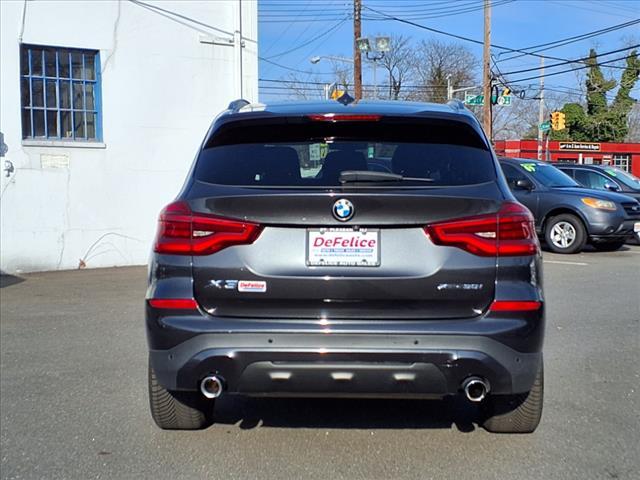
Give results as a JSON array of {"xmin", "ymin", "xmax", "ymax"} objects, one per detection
[
  {"xmin": 309, "ymin": 56, "xmax": 355, "ymax": 100},
  {"xmin": 311, "ymin": 37, "xmax": 390, "ymax": 100},
  {"xmin": 356, "ymin": 36, "xmax": 390, "ymax": 99},
  {"xmin": 309, "ymin": 55, "xmax": 353, "ymax": 65}
]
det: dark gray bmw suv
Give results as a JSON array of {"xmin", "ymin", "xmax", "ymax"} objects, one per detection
[{"xmin": 146, "ymin": 99, "xmax": 545, "ymax": 433}]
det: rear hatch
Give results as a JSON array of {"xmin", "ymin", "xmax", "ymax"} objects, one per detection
[{"xmin": 184, "ymin": 114, "xmax": 508, "ymax": 319}]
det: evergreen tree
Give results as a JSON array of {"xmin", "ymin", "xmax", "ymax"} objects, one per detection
[
  {"xmin": 550, "ymin": 49, "xmax": 639, "ymax": 142},
  {"xmin": 585, "ymin": 49, "xmax": 616, "ymax": 117}
]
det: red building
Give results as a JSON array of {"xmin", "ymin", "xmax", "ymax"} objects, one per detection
[{"xmin": 493, "ymin": 139, "xmax": 640, "ymax": 178}]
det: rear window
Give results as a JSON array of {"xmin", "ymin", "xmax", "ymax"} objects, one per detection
[{"xmin": 195, "ymin": 118, "xmax": 495, "ymax": 187}]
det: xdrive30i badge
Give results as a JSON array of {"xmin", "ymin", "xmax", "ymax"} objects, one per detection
[{"xmin": 333, "ymin": 199, "xmax": 354, "ymax": 221}]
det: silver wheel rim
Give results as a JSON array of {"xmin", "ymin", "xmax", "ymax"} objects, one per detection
[{"xmin": 550, "ymin": 221, "xmax": 577, "ymax": 249}]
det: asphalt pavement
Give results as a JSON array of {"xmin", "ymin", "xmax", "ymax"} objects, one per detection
[{"xmin": 1, "ymin": 247, "xmax": 639, "ymax": 479}]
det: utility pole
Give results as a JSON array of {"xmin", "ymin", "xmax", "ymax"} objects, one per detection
[
  {"xmin": 235, "ymin": 0, "xmax": 244, "ymax": 99},
  {"xmin": 537, "ymin": 57, "xmax": 545, "ymax": 160},
  {"xmin": 353, "ymin": 0, "xmax": 362, "ymax": 100},
  {"xmin": 482, "ymin": 0, "xmax": 492, "ymax": 140}
]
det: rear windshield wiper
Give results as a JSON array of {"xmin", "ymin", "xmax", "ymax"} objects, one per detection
[{"xmin": 339, "ymin": 170, "xmax": 434, "ymax": 184}]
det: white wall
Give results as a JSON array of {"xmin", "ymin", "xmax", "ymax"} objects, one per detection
[{"xmin": 0, "ymin": 0, "xmax": 258, "ymax": 273}]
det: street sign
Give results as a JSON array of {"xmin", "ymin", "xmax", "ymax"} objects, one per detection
[
  {"xmin": 464, "ymin": 94, "xmax": 511, "ymax": 106},
  {"xmin": 464, "ymin": 93, "xmax": 484, "ymax": 105},
  {"xmin": 539, "ymin": 121, "xmax": 551, "ymax": 132}
]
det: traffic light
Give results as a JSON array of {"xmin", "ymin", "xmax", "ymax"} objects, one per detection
[
  {"xmin": 557, "ymin": 111, "xmax": 566, "ymax": 130},
  {"xmin": 551, "ymin": 111, "xmax": 566, "ymax": 130},
  {"xmin": 331, "ymin": 89, "xmax": 345, "ymax": 100}
]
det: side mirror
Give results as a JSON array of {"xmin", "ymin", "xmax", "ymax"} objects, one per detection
[
  {"xmin": 515, "ymin": 178, "xmax": 534, "ymax": 190},
  {"xmin": 604, "ymin": 182, "xmax": 620, "ymax": 192}
]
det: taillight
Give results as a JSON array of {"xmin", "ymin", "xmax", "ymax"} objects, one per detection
[
  {"xmin": 148, "ymin": 298, "xmax": 198, "ymax": 310},
  {"xmin": 153, "ymin": 201, "xmax": 263, "ymax": 255},
  {"xmin": 489, "ymin": 300, "xmax": 542, "ymax": 312},
  {"xmin": 307, "ymin": 114, "xmax": 382, "ymax": 122},
  {"xmin": 425, "ymin": 201, "xmax": 538, "ymax": 256}
]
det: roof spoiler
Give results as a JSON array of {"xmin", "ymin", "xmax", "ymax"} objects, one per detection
[
  {"xmin": 447, "ymin": 99, "xmax": 466, "ymax": 112},
  {"xmin": 227, "ymin": 99, "xmax": 250, "ymax": 112}
]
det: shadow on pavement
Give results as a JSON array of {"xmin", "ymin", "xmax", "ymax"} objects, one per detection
[
  {"xmin": 213, "ymin": 395, "xmax": 480, "ymax": 433},
  {"xmin": 542, "ymin": 243, "xmax": 638, "ymax": 254},
  {"xmin": 0, "ymin": 272, "xmax": 25, "ymax": 288}
]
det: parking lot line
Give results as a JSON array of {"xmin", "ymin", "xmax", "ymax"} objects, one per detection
[{"xmin": 543, "ymin": 260, "xmax": 589, "ymax": 266}]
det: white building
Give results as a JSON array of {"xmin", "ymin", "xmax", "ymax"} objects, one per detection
[{"xmin": 0, "ymin": 0, "xmax": 257, "ymax": 273}]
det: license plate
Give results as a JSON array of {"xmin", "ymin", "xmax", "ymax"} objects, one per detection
[
  {"xmin": 634, "ymin": 222, "xmax": 640, "ymax": 233},
  {"xmin": 306, "ymin": 228, "xmax": 380, "ymax": 267}
]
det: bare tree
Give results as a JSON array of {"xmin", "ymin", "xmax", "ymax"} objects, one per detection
[
  {"xmin": 492, "ymin": 98, "xmax": 539, "ymax": 140},
  {"xmin": 281, "ymin": 74, "xmax": 326, "ymax": 100},
  {"xmin": 626, "ymin": 103, "xmax": 640, "ymax": 142},
  {"xmin": 280, "ymin": 60, "xmax": 353, "ymax": 101},
  {"xmin": 375, "ymin": 34, "xmax": 415, "ymax": 100},
  {"xmin": 413, "ymin": 39, "xmax": 478, "ymax": 103},
  {"xmin": 491, "ymin": 91, "xmax": 578, "ymax": 141},
  {"xmin": 329, "ymin": 59, "xmax": 353, "ymax": 93}
]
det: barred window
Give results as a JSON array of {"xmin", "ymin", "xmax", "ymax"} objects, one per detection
[{"xmin": 20, "ymin": 44, "xmax": 102, "ymax": 141}]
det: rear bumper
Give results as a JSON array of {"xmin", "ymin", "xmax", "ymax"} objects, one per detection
[{"xmin": 148, "ymin": 313, "xmax": 544, "ymax": 397}]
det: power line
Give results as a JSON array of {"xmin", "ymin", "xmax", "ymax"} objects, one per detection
[
  {"xmin": 362, "ymin": 4, "xmax": 635, "ymax": 66},
  {"xmin": 359, "ymin": 0, "xmax": 482, "ymax": 12},
  {"xmin": 548, "ymin": 0, "xmax": 638, "ymax": 20},
  {"xmin": 260, "ymin": 78, "xmax": 476, "ymax": 89},
  {"xmin": 496, "ymin": 18, "xmax": 640, "ymax": 63},
  {"xmin": 260, "ymin": 12, "xmax": 350, "ymax": 17},
  {"xmin": 261, "ymin": 0, "xmax": 465, "ymax": 11},
  {"xmin": 261, "ymin": 0, "xmax": 316, "ymax": 56},
  {"xmin": 259, "ymin": 57, "xmax": 337, "ymax": 75},
  {"xmin": 500, "ymin": 44, "xmax": 639, "ymax": 76},
  {"xmin": 362, "ymin": 0, "xmax": 485, "ymax": 16},
  {"xmin": 508, "ymin": 53, "xmax": 636, "ymax": 83},
  {"xmin": 259, "ymin": 0, "xmax": 510, "ymax": 22},
  {"xmin": 363, "ymin": 0, "xmax": 514, "ymax": 21},
  {"xmin": 259, "ymin": 17, "xmax": 349, "ymax": 23},
  {"xmin": 264, "ymin": 18, "xmax": 348, "ymax": 60},
  {"xmin": 129, "ymin": 0, "xmax": 234, "ymax": 37}
]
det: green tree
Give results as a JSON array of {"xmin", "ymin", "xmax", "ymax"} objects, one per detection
[
  {"xmin": 550, "ymin": 49, "xmax": 639, "ymax": 142},
  {"xmin": 585, "ymin": 49, "xmax": 616, "ymax": 117},
  {"xmin": 556, "ymin": 103, "xmax": 590, "ymax": 141}
]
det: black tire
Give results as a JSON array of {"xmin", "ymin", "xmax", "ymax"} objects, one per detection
[
  {"xmin": 481, "ymin": 360, "xmax": 543, "ymax": 434},
  {"xmin": 544, "ymin": 214, "xmax": 586, "ymax": 254},
  {"xmin": 592, "ymin": 240, "xmax": 625, "ymax": 252},
  {"xmin": 148, "ymin": 360, "xmax": 214, "ymax": 430}
]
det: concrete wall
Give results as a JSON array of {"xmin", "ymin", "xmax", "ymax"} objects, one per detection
[{"xmin": 0, "ymin": 0, "xmax": 257, "ymax": 273}]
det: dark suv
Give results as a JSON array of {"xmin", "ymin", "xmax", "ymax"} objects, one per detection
[
  {"xmin": 556, "ymin": 163, "xmax": 640, "ymax": 244},
  {"xmin": 556, "ymin": 163, "xmax": 640, "ymax": 202},
  {"xmin": 146, "ymin": 99, "xmax": 545, "ymax": 433},
  {"xmin": 500, "ymin": 157, "xmax": 640, "ymax": 253}
]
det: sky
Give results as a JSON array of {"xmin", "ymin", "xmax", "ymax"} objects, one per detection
[{"xmin": 257, "ymin": 0, "xmax": 640, "ymax": 103}]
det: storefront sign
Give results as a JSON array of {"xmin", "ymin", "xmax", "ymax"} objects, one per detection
[{"xmin": 559, "ymin": 142, "xmax": 601, "ymax": 151}]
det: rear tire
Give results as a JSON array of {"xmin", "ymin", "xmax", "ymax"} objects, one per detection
[
  {"xmin": 592, "ymin": 240, "xmax": 625, "ymax": 252},
  {"xmin": 148, "ymin": 360, "xmax": 214, "ymax": 430},
  {"xmin": 481, "ymin": 360, "xmax": 543, "ymax": 434},
  {"xmin": 544, "ymin": 214, "xmax": 586, "ymax": 254}
]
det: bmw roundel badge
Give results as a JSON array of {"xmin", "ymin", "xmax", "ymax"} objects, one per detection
[{"xmin": 333, "ymin": 199, "xmax": 354, "ymax": 221}]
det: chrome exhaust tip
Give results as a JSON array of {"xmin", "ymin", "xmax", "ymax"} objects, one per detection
[
  {"xmin": 200, "ymin": 375, "xmax": 224, "ymax": 399},
  {"xmin": 462, "ymin": 376, "xmax": 490, "ymax": 402}
]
